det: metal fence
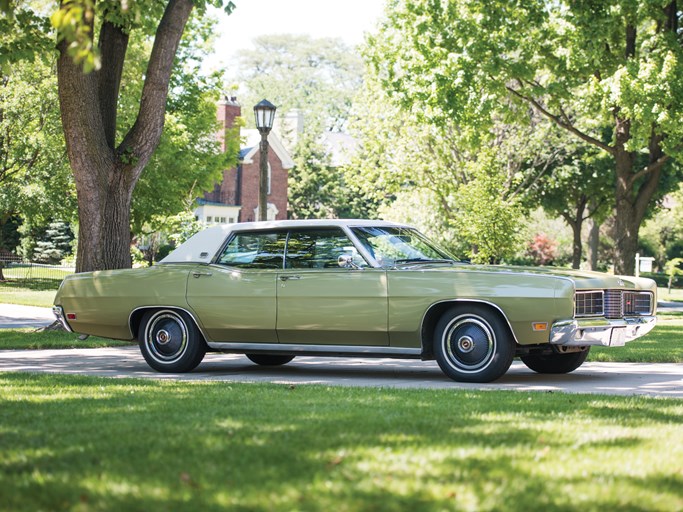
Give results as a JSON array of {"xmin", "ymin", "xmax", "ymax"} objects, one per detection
[{"xmin": 0, "ymin": 256, "xmax": 74, "ymax": 290}]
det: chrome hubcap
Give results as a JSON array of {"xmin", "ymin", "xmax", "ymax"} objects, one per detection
[
  {"xmin": 457, "ymin": 335, "xmax": 475, "ymax": 353},
  {"xmin": 156, "ymin": 329, "xmax": 170, "ymax": 345},
  {"xmin": 443, "ymin": 316, "xmax": 496, "ymax": 373},
  {"xmin": 145, "ymin": 312, "xmax": 188, "ymax": 364}
]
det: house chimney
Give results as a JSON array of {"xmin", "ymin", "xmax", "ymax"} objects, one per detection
[{"xmin": 217, "ymin": 95, "xmax": 241, "ymax": 152}]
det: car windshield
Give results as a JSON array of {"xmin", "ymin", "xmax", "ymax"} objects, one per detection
[{"xmin": 351, "ymin": 227, "xmax": 457, "ymax": 268}]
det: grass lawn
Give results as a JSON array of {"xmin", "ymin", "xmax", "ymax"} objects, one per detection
[
  {"xmin": 659, "ymin": 287, "xmax": 683, "ymax": 302},
  {"xmin": 0, "ymin": 329, "xmax": 132, "ymax": 350},
  {"xmin": 0, "ymin": 282, "xmax": 57, "ymax": 307},
  {"xmin": 0, "ymin": 373, "xmax": 681, "ymax": 512},
  {"xmin": 588, "ymin": 313, "xmax": 683, "ymax": 363}
]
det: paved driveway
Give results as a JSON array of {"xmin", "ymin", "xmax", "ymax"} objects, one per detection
[{"xmin": 1, "ymin": 346, "xmax": 681, "ymax": 398}]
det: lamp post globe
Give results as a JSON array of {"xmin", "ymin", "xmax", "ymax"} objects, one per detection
[{"xmin": 253, "ymin": 99, "xmax": 277, "ymax": 221}]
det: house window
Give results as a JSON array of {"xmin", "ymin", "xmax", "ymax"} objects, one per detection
[
  {"xmin": 206, "ymin": 216, "xmax": 212, "ymax": 223},
  {"xmin": 267, "ymin": 162, "xmax": 272, "ymax": 195},
  {"xmin": 228, "ymin": 217, "xmax": 235, "ymax": 224},
  {"xmin": 220, "ymin": 217, "xmax": 227, "ymax": 224}
]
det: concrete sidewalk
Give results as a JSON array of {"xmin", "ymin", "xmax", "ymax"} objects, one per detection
[
  {"xmin": 0, "ymin": 304, "xmax": 55, "ymax": 329},
  {"xmin": 0, "ymin": 346, "xmax": 681, "ymax": 398}
]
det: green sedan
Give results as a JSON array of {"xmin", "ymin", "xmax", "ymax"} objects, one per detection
[{"xmin": 53, "ymin": 220, "xmax": 657, "ymax": 383}]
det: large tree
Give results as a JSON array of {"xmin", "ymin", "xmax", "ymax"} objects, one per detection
[
  {"xmin": 53, "ymin": 0, "xmax": 233, "ymax": 272},
  {"xmin": 369, "ymin": 0, "xmax": 683, "ymax": 274}
]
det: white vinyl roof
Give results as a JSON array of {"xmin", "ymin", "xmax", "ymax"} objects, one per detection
[{"xmin": 159, "ymin": 219, "xmax": 406, "ymax": 264}]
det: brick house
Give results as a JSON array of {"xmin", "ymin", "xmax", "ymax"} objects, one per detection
[{"xmin": 195, "ymin": 97, "xmax": 293, "ymax": 224}]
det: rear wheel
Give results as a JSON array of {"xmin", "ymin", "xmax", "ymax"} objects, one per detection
[
  {"xmin": 433, "ymin": 305, "xmax": 515, "ymax": 383},
  {"xmin": 138, "ymin": 309, "xmax": 206, "ymax": 373},
  {"xmin": 246, "ymin": 354, "xmax": 295, "ymax": 366},
  {"xmin": 520, "ymin": 348, "xmax": 590, "ymax": 374}
]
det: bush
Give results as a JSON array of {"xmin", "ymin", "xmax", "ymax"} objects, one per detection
[{"xmin": 640, "ymin": 272, "xmax": 683, "ymax": 288}]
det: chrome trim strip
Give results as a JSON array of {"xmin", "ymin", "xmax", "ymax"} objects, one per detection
[
  {"xmin": 550, "ymin": 316, "xmax": 656, "ymax": 347},
  {"xmin": 205, "ymin": 341, "xmax": 422, "ymax": 358},
  {"xmin": 52, "ymin": 306, "xmax": 73, "ymax": 333}
]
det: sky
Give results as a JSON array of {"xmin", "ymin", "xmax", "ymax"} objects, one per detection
[{"xmin": 207, "ymin": 0, "xmax": 386, "ymax": 72}]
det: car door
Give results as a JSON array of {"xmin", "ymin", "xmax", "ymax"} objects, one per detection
[
  {"xmin": 186, "ymin": 230, "xmax": 286, "ymax": 342},
  {"xmin": 276, "ymin": 228, "xmax": 389, "ymax": 346}
]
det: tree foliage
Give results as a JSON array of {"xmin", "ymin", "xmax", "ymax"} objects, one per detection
[
  {"xmin": 233, "ymin": 34, "xmax": 363, "ymax": 135},
  {"xmin": 0, "ymin": 55, "xmax": 76, "ymax": 253},
  {"xmin": 368, "ymin": 0, "xmax": 683, "ymax": 274},
  {"xmin": 2, "ymin": 6, "xmax": 232, "ymax": 264}
]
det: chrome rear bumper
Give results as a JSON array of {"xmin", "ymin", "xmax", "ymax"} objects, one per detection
[
  {"xmin": 550, "ymin": 316, "xmax": 656, "ymax": 347},
  {"xmin": 52, "ymin": 306, "xmax": 73, "ymax": 333}
]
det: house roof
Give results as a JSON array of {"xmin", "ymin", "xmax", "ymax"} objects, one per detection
[{"xmin": 240, "ymin": 129, "xmax": 295, "ymax": 169}]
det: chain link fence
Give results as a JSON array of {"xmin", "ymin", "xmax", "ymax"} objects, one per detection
[{"xmin": 0, "ymin": 255, "xmax": 74, "ymax": 290}]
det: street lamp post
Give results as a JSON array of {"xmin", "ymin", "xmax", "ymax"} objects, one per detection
[{"xmin": 253, "ymin": 99, "xmax": 277, "ymax": 221}]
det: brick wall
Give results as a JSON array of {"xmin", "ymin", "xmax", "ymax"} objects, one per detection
[
  {"xmin": 204, "ymin": 97, "xmax": 289, "ymax": 222},
  {"xmin": 239, "ymin": 149, "xmax": 288, "ymax": 222}
]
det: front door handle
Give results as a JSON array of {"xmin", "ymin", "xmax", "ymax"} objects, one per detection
[
  {"xmin": 279, "ymin": 275, "xmax": 301, "ymax": 281},
  {"xmin": 192, "ymin": 271, "xmax": 213, "ymax": 278}
]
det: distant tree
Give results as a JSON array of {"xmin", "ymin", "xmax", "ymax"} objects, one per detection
[
  {"xmin": 33, "ymin": 221, "xmax": 73, "ymax": 264},
  {"xmin": 532, "ymin": 140, "xmax": 614, "ymax": 269},
  {"xmin": 664, "ymin": 258, "xmax": 683, "ymax": 293},
  {"xmin": 233, "ymin": 34, "xmax": 364, "ymax": 217},
  {"xmin": 369, "ymin": 0, "xmax": 683, "ymax": 274},
  {"xmin": 527, "ymin": 233, "xmax": 557, "ymax": 266},
  {"xmin": 0, "ymin": 57, "xmax": 74, "ymax": 250},
  {"xmin": 233, "ymin": 34, "xmax": 363, "ymax": 134}
]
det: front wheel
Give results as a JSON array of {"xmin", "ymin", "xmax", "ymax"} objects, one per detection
[
  {"xmin": 520, "ymin": 348, "xmax": 590, "ymax": 374},
  {"xmin": 433, "ymin": 306, "xmax": 515, "ymax": 383},
  {"xmin": 138, "ymin": 309, "xmax": 206, "ymax": 373}
]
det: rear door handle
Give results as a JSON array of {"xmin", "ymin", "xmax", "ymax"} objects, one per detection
[{"xmin": 279, "ymin": 275, "xmax": 301, "ymax": 281}]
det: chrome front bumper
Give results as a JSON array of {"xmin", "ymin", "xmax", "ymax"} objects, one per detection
[
  {"xmin": 550, "ymin": 316, "xmax": 656, "ymax": 347},
  {"xmin": 52, "ymin": 306, "xmax": 73, "ymax": 333}
]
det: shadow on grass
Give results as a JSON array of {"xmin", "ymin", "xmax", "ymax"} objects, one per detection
[{"xmin": 1, "ymin": 373, "xmax": 681, "ymax": 511}]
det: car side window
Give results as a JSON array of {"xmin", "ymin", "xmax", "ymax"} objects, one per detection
[
  {"xmin": 215, "ymin": 231, "xmax": 287, "ymax": 269},
  {"xmin": 285, "ymin": 229, "xmax": 368, "ymax": 269}
]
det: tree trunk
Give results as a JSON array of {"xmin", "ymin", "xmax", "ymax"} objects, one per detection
[
  {"xmin": 587, "ymin": 217, "xmax": 600, "ymax": 271},
  {"xmin": 611, "ymin": 117, "xmax": 664, "ymax": 276},
  {"xmin": 56, "ymin": 0, "xmax": 194, "ymax": 272},
  {"xmin": 570, "ymin": 222, "xmax": 582, "ymax": 270}
]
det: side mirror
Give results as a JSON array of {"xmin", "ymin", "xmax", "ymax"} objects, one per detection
[{"xmin": 338, "ymin": 254, "xmax": 361, "ymax": 269}]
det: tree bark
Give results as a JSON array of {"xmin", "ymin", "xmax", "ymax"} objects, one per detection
[
  {"xmin": 56, "ymin": 0, "xmax": 195, "ymax": 272},
  {"xmin": 587, "ymin": 217, "xmax": 600, "ymax": 271}
]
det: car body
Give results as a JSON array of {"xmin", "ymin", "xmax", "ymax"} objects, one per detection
[{"xmin": 53, "ymin": 219, "xmax": 657, "ymax": 382}]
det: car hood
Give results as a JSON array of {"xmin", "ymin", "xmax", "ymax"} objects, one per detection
[{"xmin": 407, "ymin": 262, "xmax": 656, "ymax": 291}]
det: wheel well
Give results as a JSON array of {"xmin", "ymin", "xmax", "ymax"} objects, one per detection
[
  {"xmin": 129, "ymin": 307, "xmax": 205, "ymax": 342},
  {"xmin": 420, "ymin": 300, "xmax": 515, "ymax": 359}
]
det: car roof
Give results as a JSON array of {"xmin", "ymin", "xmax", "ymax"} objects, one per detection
[{"xmin": 159, "ymin": 219, "xmax": 409, "ymax": 264}]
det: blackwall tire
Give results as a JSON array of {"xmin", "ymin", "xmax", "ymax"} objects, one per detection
[
  {"xmin": 433, "ymin": 305, "xmax": 515, "ymax": 383},
  {"xmin": 520, "ymin": 348, "xmax": 590, "ymax": 374},
  {"xmin": 246, "ymin": 354, "xmax": 295, "ymax": 366},
  {"xmin": 138, "ymin": 309, "xmax": 206, "ymax": 373}
]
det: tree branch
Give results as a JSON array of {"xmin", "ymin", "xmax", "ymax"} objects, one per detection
[
  {"xmin": 505, "ymin": 84, "xmax": 615, "ymax": 155},
  {"xmin": 98, "ymin": 21, "xmax": 129, "ymax": 149},
  {"xmin": 628, "ymin": 153, "xmax": 670, "ymax": 188},
  {"xmin": 121, "ymin": 0, "xmax": 194, "ymax": 173}
]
